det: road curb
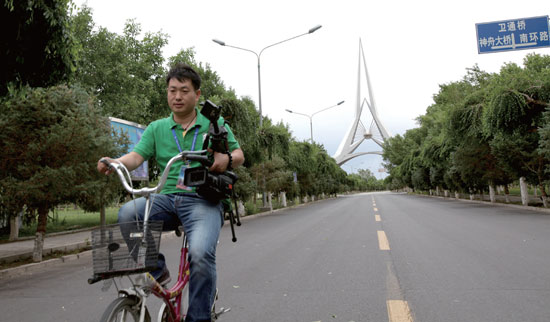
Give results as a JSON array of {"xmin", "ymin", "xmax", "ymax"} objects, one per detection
[
  {"xmin": 416, "ymin": 193, "xmax": 550, "ymax": 214},
  {"xmin": 0, "ymin": 242, "xmax": 91, "ymax": 264},
  {"xmin": 0, "ymin": 250, "xmax": 92, "ymax": 281}
]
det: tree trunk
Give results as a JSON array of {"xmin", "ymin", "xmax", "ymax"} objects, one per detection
[
  {"xmin": 280, "ymin": 191, "xmax": 287, "ymax": 207},
  {"xmin": 444, "ymin": 190, "xmax": 449, "ymax": 198},
  {"xmin": 33, "ymin": 206, "xmax": 49, "ymax": 262},
  {"xmin": 539, "ymin": 183, "xmax": 548, "ymax": 208},
  {"xmin": 99, "ymin": 188, "xmax": 106, "ymax": 228},
  {"xmin": 267, "ymin": 192, "xmax": 273, "ymax": 212},
  {"xmin": 9, "ymin": 211, "xmax": 21, "ymax": 241},
  {"xmin": 237, "ymin": 200, "xmax": 245, "ymax": 217},
  {"xmin": 455, "ymin": 191, "xmax": 460, "ymax": 199},
  {"xmin": 489, "ymin": 184, "xmax": 496, "ymax": 203},
  {"xmin": 520, "ymin": 177, "xmax": 529, "ymax": 206},
  {"xmin": 504, "ymin": 184, "xmax": 511, "ymax": 203},
  {"xmin": 100, "ymin": 204, "xmax": 106, "ymax": 228}
]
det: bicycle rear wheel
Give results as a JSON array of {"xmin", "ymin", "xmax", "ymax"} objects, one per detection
[{"xmin": 100, "ymin": 296, "xmax": 151, "ymax": 322}]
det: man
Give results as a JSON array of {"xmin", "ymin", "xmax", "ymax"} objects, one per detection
[{"xmin": 98, "ymin": 63, "xmax": 244, "ymax": 322}]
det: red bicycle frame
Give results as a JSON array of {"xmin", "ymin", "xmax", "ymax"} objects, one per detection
[{"xmin": 146, "ymin": 233, "xmax": 189, "ymax": 322}]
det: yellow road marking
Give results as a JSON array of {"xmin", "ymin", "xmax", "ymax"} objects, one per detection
[
  {"xmin": 378, "ymin": 231, "xmax": 390, "ymax": 250},
  {"xmin": 375, "ymin": 214, "xmax": 381, "ymax": 222},
  {"xmin": 387, "ymin": 300, "xmax": 413, "ymax": 322}
]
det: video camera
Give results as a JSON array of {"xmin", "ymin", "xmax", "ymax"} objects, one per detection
[{"xmin": 183, "ymin": 100, "xmax": 238, "ymax": 202}]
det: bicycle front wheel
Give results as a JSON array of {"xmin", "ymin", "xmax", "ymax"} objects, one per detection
[{"xmin": 100, "ymin": 296, "xmax": 151, "ymax": 322}]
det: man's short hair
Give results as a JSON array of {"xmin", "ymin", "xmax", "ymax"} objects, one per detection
[{"xmin": 166, "ymin": 63, "xmax": 201, "ymax": 91}]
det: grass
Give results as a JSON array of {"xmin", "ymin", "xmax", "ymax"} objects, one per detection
[
  {"xmin": 507, "ymin": 186, "xmax": 543, "ymax": 196},
  {"xmin": 0, "ymin": 207, "xmax": 119, "ymax": 242}
]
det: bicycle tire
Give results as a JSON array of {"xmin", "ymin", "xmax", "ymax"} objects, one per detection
[{"xmin": 100, "ymin": 296, "xmax": 151, "ymax": 322}]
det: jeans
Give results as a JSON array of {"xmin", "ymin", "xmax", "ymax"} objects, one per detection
[{"xmin": 118, "ymin": 193, "xmax": 223, "ymax": 322}]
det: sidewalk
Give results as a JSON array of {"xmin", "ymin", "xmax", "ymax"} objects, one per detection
[{"xmin": 0, "ymin": 229, "xmax": 93, "ymax": 280}]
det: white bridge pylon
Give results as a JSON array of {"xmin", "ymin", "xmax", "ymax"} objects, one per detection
[{"xmin": 333, "ymin": 39, "xmax": 391, "ymax": 166}]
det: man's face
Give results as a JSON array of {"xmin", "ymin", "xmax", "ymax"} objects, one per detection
[{"xmin": 167, "ymin": 78, "xmax": 200, "ymax": 115}]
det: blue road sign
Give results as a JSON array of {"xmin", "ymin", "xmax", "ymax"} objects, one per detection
[{"xmin": 476, "ymin": 16, "xmax": 550, "ymax": 54}]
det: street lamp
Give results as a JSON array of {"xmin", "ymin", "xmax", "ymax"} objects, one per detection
[
  {"xmin": 212, "ymin": 24, "xmax": 322, "ymax": 127},
  {"xmin": 286, "ymin": 100, "xmax": 345, "ymax": 142}
]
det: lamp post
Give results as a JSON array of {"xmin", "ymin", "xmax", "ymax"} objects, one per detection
[
  {"xmin": 212, "ymin": 25, "xmax": 322, "ymax": 127},
  {"xmin": 286, "ymin": 100, "xmax": 345, "ymax": 142}
]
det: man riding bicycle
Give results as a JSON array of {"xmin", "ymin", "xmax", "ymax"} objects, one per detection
[{"xmin": 97, "ymin": 63, "xmax": 244, "ymax": 322}]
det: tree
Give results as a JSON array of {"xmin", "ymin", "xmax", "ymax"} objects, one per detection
[
  {"xmin": 76, "ymin": 126, "xmax": 129, "ymax": 228},
  {"xmin": 2, "ymin": 0, "xmax": 75, "ymax": 95},
  {"xmin": 286, "ymin": 141, "xmax": 316, "ymax": 197},
  {"xmin": 483, "ymin": 55, "xmax": 550, "ymax": 206},
  {"xmin": 70, "ymin": 7, "xmax": 168, "ymax": 125},
  {"xmin": 0, "ymin": 85, "xmax": 124, "ymax": 261},
  {"xmin": 218, "ymin": 96, "xmax": 261, "ymax": 167}
]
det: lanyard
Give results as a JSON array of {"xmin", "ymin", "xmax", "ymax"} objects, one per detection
[{"xmin": 172, "ymin": 126, "xmax": 199, "ymax": 153}]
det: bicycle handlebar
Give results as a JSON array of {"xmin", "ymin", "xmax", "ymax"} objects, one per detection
[{"xmin": 100, "ymin": 150, "xmax": 211, "ymax": 196}]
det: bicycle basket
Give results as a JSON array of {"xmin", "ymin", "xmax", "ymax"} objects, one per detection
[{"xmin": 91, "ymin": 221, "xmax": 163, "ymax": 278}]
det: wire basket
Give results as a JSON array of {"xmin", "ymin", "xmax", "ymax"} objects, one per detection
[{"xmin": 91, "ymin": 221, "xmax": 163, "ymax": 278}]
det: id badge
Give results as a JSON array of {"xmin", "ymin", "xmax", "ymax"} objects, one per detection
[{"xmin": 176, "ymin": 163, "xmax": 193, "ymax": 191}]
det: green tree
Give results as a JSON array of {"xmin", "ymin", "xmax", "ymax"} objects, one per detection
[
  {"xmin": 286, "ymin": 141, "xmax": 316, "ymax": 197},
  {"xmin": 2, "ymin": 0, "xmax": 75, "ymax": 95},
  {"xmin": 219, "ymin": 96, "xmax": 261, "ymax": 167},
  {"xmin": 483, "ymin": 55, "xmax": 550, "ymax": 205},
  {"xmin": 76, "ymin": 125, "xmax": 129, "ymax": 227},
  {"xmin": 0, "ymin": 85, "xmax": 124, "ymax": 261},
  {"xmin": 71, "ymin": 7, "xmax": 168, "ymax": 125}
]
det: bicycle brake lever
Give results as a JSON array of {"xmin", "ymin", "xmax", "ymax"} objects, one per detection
[{"xmin": 100, "ymin": 158, "xmax": 114, "ymax": 170}]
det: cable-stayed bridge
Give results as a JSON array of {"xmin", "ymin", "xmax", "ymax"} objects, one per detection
[{"xmin": 333, "ymin": 39, "xmax": 391, "ymax": 166}]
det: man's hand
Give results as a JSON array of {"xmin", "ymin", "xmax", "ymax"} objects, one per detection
[
  {"xmin": 97, "ymin": 152, "xmax": 144, "ymax": 176},
  {"xmin": 209, "ymin": 151, "xmax": 230, "ymax": 173},
  {"xmin": 97, "ymin": 157, "xmax": 116, "ymax": 175}
]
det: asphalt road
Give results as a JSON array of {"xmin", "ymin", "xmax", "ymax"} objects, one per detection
[{"xmin": 1, "ymin": 192, "xmax": 549, "ymax": 322}]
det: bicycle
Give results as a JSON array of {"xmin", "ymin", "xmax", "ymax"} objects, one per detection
[{"xmin": 88, "ymin": 150, "xmax": 236, "ymax": 322}]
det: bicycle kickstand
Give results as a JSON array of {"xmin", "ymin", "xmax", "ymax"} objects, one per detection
[{"xmin": 212, "ymin": 289, "xmax": 231, "ymax": 320}]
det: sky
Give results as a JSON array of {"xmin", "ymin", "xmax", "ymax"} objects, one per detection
[{"xmin": 76, "ymin": 0, "xmax": 549, "ymax": 177}]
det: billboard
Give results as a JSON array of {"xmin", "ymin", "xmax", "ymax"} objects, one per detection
[{"xmin": 109, "ymin": 117, "xmax": 148, "ymax": 181}]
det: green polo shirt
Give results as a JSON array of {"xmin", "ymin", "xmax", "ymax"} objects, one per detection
[{"xmin": 133, "ymin": 108, "xmax": 240, "ymax": 194}]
